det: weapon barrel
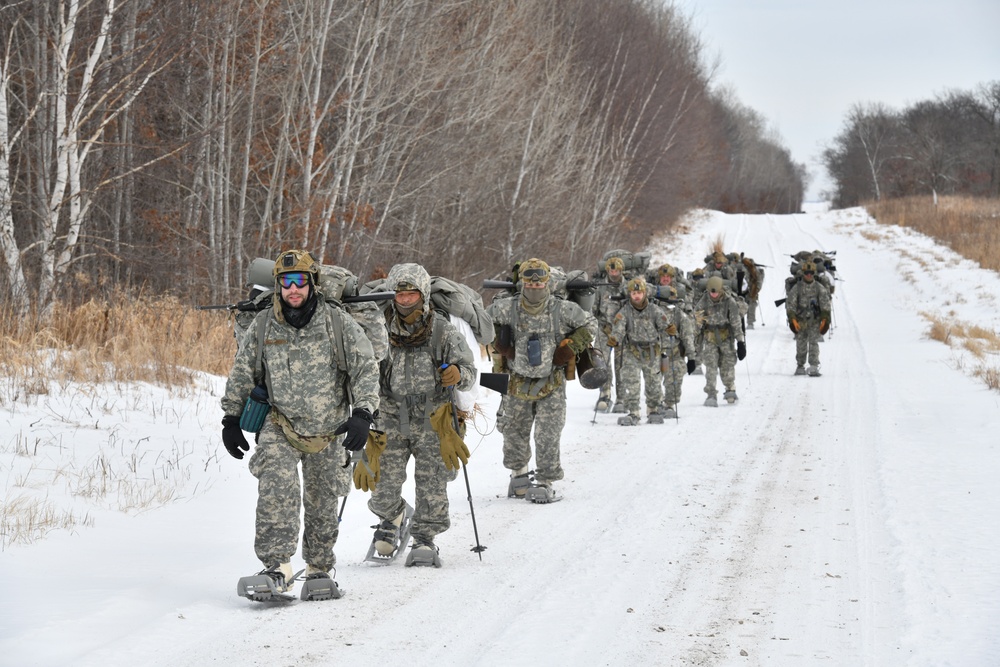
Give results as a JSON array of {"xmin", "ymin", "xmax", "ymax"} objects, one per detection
[
  {"xmin": 196, "ymin": 304, "xmax": 235, "ymax": 311},
  {"xmin": 483, "ymin": 280, "xmax": 516, "ymax": 290},
  {"xmin": 344, "ymin": 291, "xmax": 396, "ymax": 303}
]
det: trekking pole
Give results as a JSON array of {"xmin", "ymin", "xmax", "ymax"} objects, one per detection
[
  {"xmin": 757, "ymin": 300, "xmax": 765, "ymax": 326},
  {"xmin": 447, "ymin": 385, "xmax": 486, "ymax": 560},
  {"xmin": 668, "ymin": 350, "xmax": 679, "ymax": 423}
]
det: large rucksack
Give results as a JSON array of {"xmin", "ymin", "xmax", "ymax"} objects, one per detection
[{"xmin": 596, "ymin": 249, "xmax": 650, "ymax": 278}]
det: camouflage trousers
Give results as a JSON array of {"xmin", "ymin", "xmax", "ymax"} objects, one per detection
[
  {"xmin": 702, "ymin": 339, "xmax": 737, "ymax": 397},
  {"xmin": 795, "ymin": 322, "xmax": 822, "ymax": 367},
  {"xmin": 248, "ymin": 419, "xmax": 351, "ymax": 572},
  {"xmin": 746, "ymin": 298, "xmax": 759, "ymax": 327},
  {"xmin": 660, "ymin": 349, "xmax": 687, "ymax": 406},
  {"xmin": 619, "ymin": 345, "xmax": 663, "ymax": 414},
  {"xmin": 596, "ymin": 328, "xmax": 625, "ymax": 401},
  {"xmin": 498, "ymin": 382, "xmax": 566, "ymax": 484},
  {"xmin": 368, "ymin": 404, "xmax": 458, "ymax": 542}
]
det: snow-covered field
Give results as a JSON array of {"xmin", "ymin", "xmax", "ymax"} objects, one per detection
[{"xmin": 2, "ymin": 205, "xmax": 998, "ymax": 667}]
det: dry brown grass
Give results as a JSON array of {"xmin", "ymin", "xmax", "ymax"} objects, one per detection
[
  {"xmin": 865, "ymin": 195, "xmax": 1000, "ymax": 272},
  {"xmin": 0, "ymin": 289, "xmax": 236, "ymax": 394},
  {"xmin": 920, "ymin": 311, "xmax": 1000, "ymax": 390}
]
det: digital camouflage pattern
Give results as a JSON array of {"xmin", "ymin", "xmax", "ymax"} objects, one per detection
[
  {"xmin": 785, "ymin": 275, "xmax": 832, "ymax": 369},
  {"xmin": 487, "ymin": 286, "xmax": 596, "ymax": 484},
  {"xmin": 610, "ymin": 290, "xmax": 670, "ymax": 417},
  {"xmin": 591, "ymin": 267, "xmax": 627, "ymax": 403},
  {"xmin": 221, "ymin": 298, "xmax": 380, "ymax": 571},
  {"xmin": 659, "ymin": 303, "xmax": 697, "ymax": 407},
  {"xmin": 694, "ymin": 288, "xmax": 744, "ymax": 399},
  {"xmin": 370, "ymin": 263, "xmax": 477, "ymax": 544}
]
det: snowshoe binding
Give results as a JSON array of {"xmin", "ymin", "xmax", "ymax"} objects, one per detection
[
  {"xmin": 404, "ymin": 538, "xmax": 442, "ymax": 568},
  {"xmin": 723, "ymin": 390, "xmax": 738, "ymax": 404},
  {"xmin": 508, "ymin": 468, "xmax": 534, "ymax": 498},
  {"xmin": 611, "ymin": 401, "xmax": 628, "ymax": 414},
  {"xmin": 237, "ymin": 563, "xmax": 303, "ymax": 602},
  {"xmin": 524, "ymin": 481, "xmax": 562, "ymax": 504},
  {"xmin": 299, "ymin": 568, "xmax": 344, "ymax": 601},
  {"xmin": 704, "ymin": 396, "xmax": 718, "ymax": 407},
  {"xmin": 794, "ymin": 366, "xmax": 807, "ymax": 376},
  {"xmin": 364, "ymin": 501, "xmax": 414, "ymax": 565},
  {"xmin": 663, "ymin": 405, "xmax": 677, "ymax": 419},
  {"xmin": 808, "ymin": 365, "xmax": 821, "ymax": 377},
  {"xmin": 617, "ymin": 413, "xmax": 639, "ymax": 426},
  {"xmin": 647, "ymin": 411, "xmax": 665, "ymax": 425}
]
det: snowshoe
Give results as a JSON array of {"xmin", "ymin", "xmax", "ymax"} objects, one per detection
[
  {"xmin": 704, "ymin": 396, "xmax": 718, "ymax": 407},
  {"xmin": 617, "ymin": 413, "xmax": 639, "ymax": 426},
  {"xmin": 794, "ymin": 366, "xmax": 807, "ymax": 376},
  {"xmin": 808, "ymin": 365, "xmax": 821, "ymax": 377},
  {"xmin": 647, "ymin": 412, "xmax": 665, "ymax": 425},
  {"xmin": 237, "ymin": 563, "xmax": 303, "ymax": 602},
  {"xmin": 364, "ymin": 501, "xmax": 414, "ymax": 565},
  {"xmin": 508, "ymin": 469, "xmax": 534, "ymax": 498},
  {"xmin": 663, "ymin": 406, "xmax": 677, "ymax": 419},
  {"xmin": 299, "ymin": 569, "xmax": 344, "ymax": 601},
  {"xmin": 404, "ymin": 538, "xmax": 442, "ymax": 568},
  {"xmin": 723, "ymin": 390, "xmax": 738, "ymax": 404},
  {"xmin": 524, "ymin": 481, "xmax": 562, "ymax": 504},
  {"xmin": 611, "ymin": 401, "xmax": 628, "ymax": 414}
]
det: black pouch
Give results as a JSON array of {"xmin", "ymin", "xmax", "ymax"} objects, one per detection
[{"xmin": 527, "ymin": 334, "xmax": 542, "ymax": 366}]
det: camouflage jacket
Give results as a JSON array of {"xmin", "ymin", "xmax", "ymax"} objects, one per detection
[
  {"xmin": 785, "ymin": 279, "xmax": 831, "ymax": 320},
  {"xmin": 379, "ymin": 311, "xmax": 476, "ymax": 416},
  {"xmin": 221, "ymin": 303, "xmax": 379, "ymax": 435},
  {"xmin": 659, "ymin": 304, "xmax": 697, "ymax": 359},
  {"xmin": 487, "ymin": 294, "xmax": 597, "ymax": 398},
  {"xmin": 593, "ymin": 278, "xmax": 627, "ymax": 330},
  {"xmin": 694, "ymin": 292, "xmax": 745, "ymax": 344},
  {"xmin": 610, "ymin": 300, "xmax": 669, "ymax": 350}
]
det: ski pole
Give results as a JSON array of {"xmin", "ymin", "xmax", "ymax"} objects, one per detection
[
  {"xmin": 447, "ymin": 384, "xmax": 486, "ymax": 560},
  {"xmin": 757, "ymin": 300, "xmax": 765, "ymax": 326}
]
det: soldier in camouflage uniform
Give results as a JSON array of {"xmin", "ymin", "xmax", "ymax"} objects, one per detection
[
  {"xmin": 693, "ymin": 275, "xmax": 746, "ymax": 406},
  {"xmin": 363, "ymin": 263, "xmax": 477, "ymax": 566},
  {"xmin": 487, "ymin": 258, "xmax": 597, "ymax": 501},
  {"xmin": 592, "ymin": 256, "xmax": 627, "ymax": 412},
  {"xmin": 785, "ymin": 261, "xmax": 831, "ymax": 376},
  {"xmin": 608, "ymin": 277, "xmax": 670, "ymax": 425},
  {"xmin": 221, "ymin": 249, "xmax": 379, "ymax": 594},
  {"xmin": 651, "ymin": 285, "xmax": 698, "ymax": 419}
]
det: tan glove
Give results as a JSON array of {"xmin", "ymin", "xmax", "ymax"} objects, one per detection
[
  {"xmin": 430, "ymin": 403, "xmax": 470, "ymax": 472},
  {"xmin": 353, "ymin": 430, "xmax": 386, "ymax": 492},
  {"xmin": 665, "ymin": 323, "xmax": 678, "ymax": 336},
  {"xmin": 819, "ymin": 311, "xmax": 830, "ymax": 334},
  {"xmin": 606, "ymin": 336, "xmax": 618, "ymax": 347},
  {"xmin": 439, "ymin": 364, "xmax": 461, "ymax": 387},
  {"xmin": 788, "ymin": 316, "xmax": 800, "ymax": 334}
]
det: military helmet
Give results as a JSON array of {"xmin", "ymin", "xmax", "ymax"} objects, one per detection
[
  {"xmin": 657, "ymin": 263, "xmax": 675, "ymax": 278},
  {"xmin": 713, "ymin": 251, "xmax": 727, "ymax": 264},
  {"xmin": 519, "ymin": 258, "xmax": 551, "ymax": 285},
  {"xmin": 273, "ymin": 249, "xmax": 319, "ymax": 279},
  {"xmin": 605, "ymin": 257, "xmax": 625, "ymax": 272},
  {"xmin": 706, "ymin": 275, "xmax": 725, "ymax": 294},
  {"xmin": 626, "ymin": 277, "xmax": 647, "ymax": 294},
  {"xmin": 801, "ymin": 261, "xmax": 817, "ymax": 275}
]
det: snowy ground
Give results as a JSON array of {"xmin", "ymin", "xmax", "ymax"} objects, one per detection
[{"xmin": 2, "ymin": 205, "xmax": 999, "ymax": 667}]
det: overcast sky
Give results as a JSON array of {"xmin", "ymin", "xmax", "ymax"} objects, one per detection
[{"xmin": 674, "ymin": 0, "xmax": 1000, "ymax": 200}]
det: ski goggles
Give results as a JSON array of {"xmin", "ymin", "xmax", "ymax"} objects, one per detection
[
  {"xmin": 278, "ymin": 272, "xmax": 310, "ymax": 289},
  {"xmin": 802, "ymin": 270, "xmax": 815, "ymax": 276},
  {"xmin": 521, "ymin": 267, "xmax": 549, "ymax": 284}
]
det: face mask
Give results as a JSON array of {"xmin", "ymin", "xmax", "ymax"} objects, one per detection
[{"xmin": 522, "ymin": 286, "xmax": 548, "ymax": 304}]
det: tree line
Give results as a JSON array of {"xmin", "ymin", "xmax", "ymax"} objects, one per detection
[
  {"xmin": 823, "ymin": 81, "xmax": 1000, "ymax": 208},
  {"xmin": 1, "ymin": 0, "xmax": 804, "ymax": 320}
]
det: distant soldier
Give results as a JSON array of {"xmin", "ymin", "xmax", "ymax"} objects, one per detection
[
  {"xmin": 785, "ymin": 261, "xmax": 831, "ymax": 376},
  {"xmin": 694, "ymin": 275, "xmax": 746, "ymax": 406},
  {"xmin": 593, "ymin": 256, "xmax": 627, "ymax": 413},
  {"xmin": 652, "ymin": 285, "xmax": 698, "ymax": 419},
  {"xmin": 739, "ymin": 255, "xmax": 766, "ymax": 330},
  {"xmin": 608, "ymin": 277, "xmax": 670, "ymax": 425}
]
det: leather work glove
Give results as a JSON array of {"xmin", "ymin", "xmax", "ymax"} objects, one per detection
[
  {"xmin": 665, "ymin": 323, "xmax": 678, "ymax": 336},
  {"xmin": 552, "ymin": 339, "xmax": 575, "ymax": 366},
  {"xmin": 334, "ymin": 407, "xmax": 374, "ymax": 451},
  {"xmin": 353, "ymin": 430, "xmax": 386, "ymax": 492},
  {"xmin": 222, "ymin": 415, "xmax": 250, "ymax": 459},
  {"xmin": 787, "ymin": 316, "xmax": 800, "ymax": 334},
  {"xmin": 606, "ymin": 336, "xmax": 618, "ymax": 348},
  {"xmin": 429, "ymin": 403, "xmax": 470, "ymax": 472},
  {"xmin": 686, "ymin": 358, "xmax": 697, "ymax": 375},
  {"xmin": 819, "ymin": 311, "xmax": 831, "ymax": 334},
  {"xmin": 736, "ymin": 340, "xmax": 746, "ymax": 361},
  {"xmin": 439, "ymin": 364, "xmax": 462, "ymax": 387}
]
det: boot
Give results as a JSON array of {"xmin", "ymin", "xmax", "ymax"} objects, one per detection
[
  {"xmin": 723, "ymin": 390, "xmax": 738, "ymax": 404},
  {"xmin": 794, "ymin": 365, "xmax": 807, "ymax": 376},
  {"xmin": 808, "ymin": 365, "xmax": 821, "ymax": 377},
  {"xmin": 405, "ymin": 536, "xmax": 442, "ymax": 568},
  {"xmin": 373, "ymin": 510, "xmax": 404, "ymax": 556},
  {"xmin": 663, "ymin": 405, "xmax": 677, "ymax": 419},
  {"xmin": 507, "ymin": 466, "xmax": 532, "ymax": 498},
  {"xmin": 704, "ymin": 395, "xmax": 718, "ymax": 407}
]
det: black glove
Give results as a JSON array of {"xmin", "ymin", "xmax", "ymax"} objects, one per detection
[
  {"xmin": 686, "ymin": 358, "xmax": 697, "ymax": 374},
  {"xmin": 335, "ymin": 407, "xmax": 374, "ymax": 451},
  {"xmin": 222, "ymin": 415, "xmax": 250, "ymax": 459},
  {"xmin": 736, "ymin": 341, "xmax": 746, "ymax": 361}
]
